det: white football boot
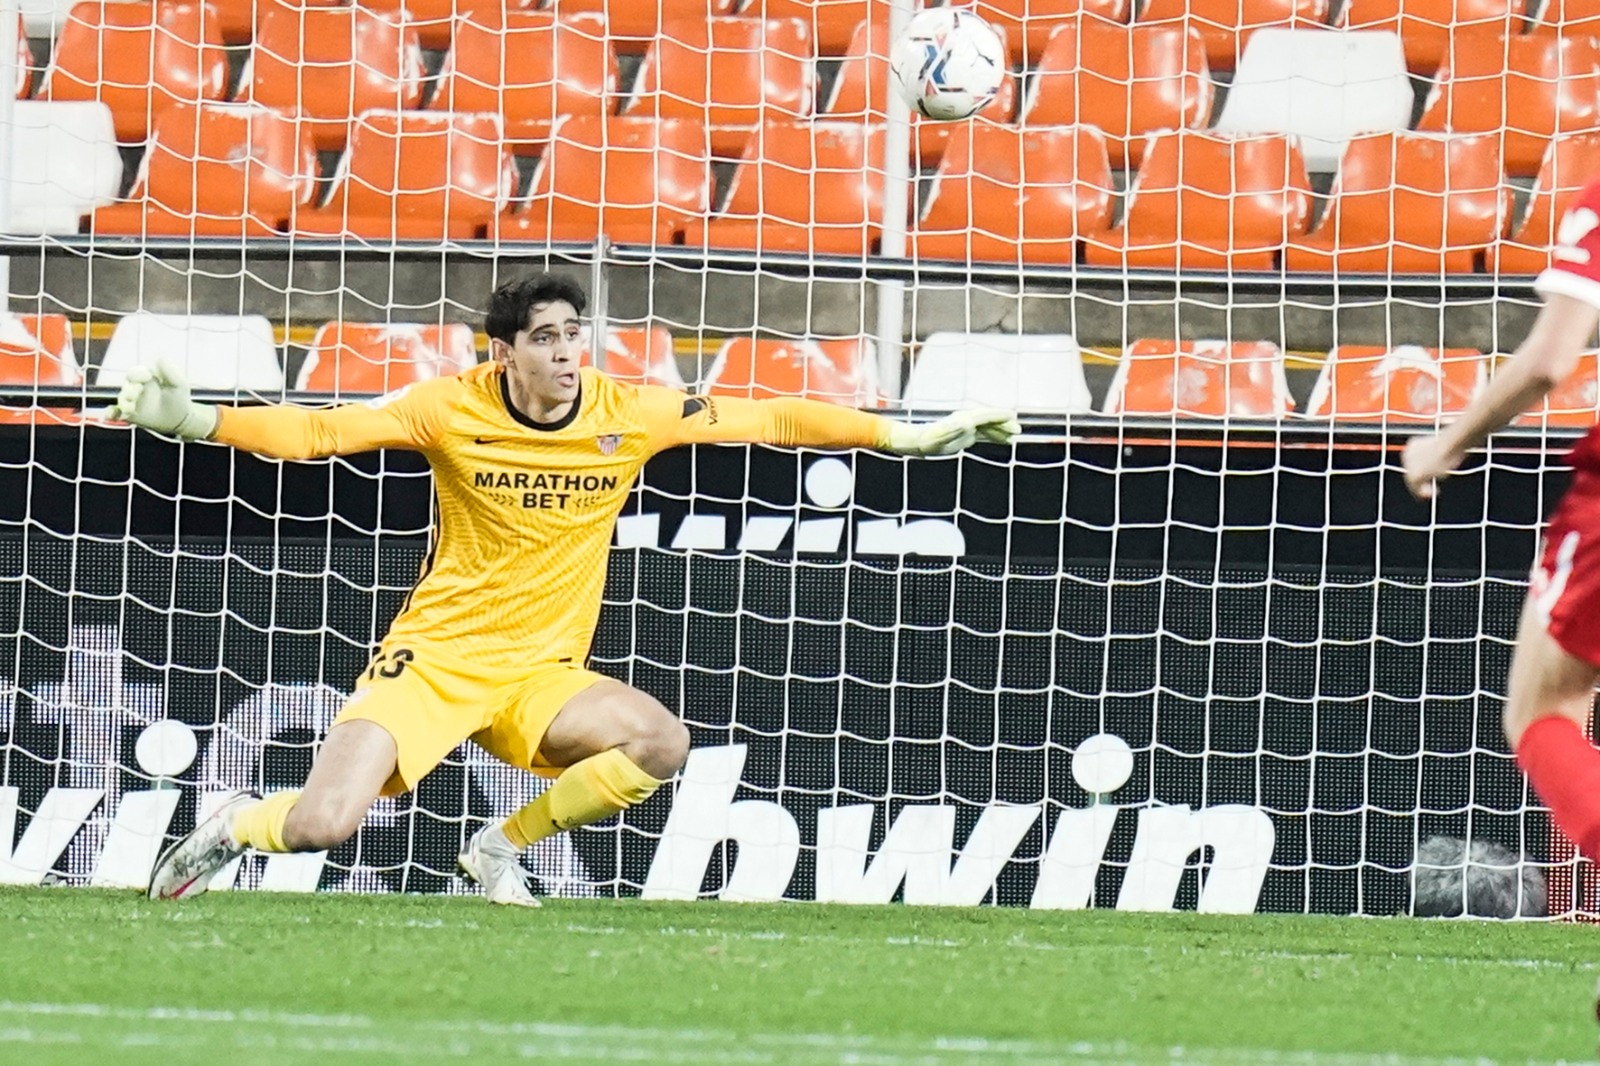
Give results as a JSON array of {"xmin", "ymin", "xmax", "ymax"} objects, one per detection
[
  {"xmin": 459, "ymin": 823, "xmax": 541, "ymax": 907},
  {"xmin": 147, "ymin": 790, "xmax": 259, "ymax": 900}
]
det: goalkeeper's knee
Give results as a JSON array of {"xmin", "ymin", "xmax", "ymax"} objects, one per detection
[{"xmin": 617, "ymin": 699, "xmax": 690, "ymax": 780}]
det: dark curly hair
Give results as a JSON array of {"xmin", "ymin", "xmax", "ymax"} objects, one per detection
[{"xmin": 484, "ymin": 274, "xmax": 588, "ymax": 345}]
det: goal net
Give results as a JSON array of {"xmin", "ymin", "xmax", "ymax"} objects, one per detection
[{"xmin": 0, "ymin": 1, "xmax": 1580, "ymax": 919}]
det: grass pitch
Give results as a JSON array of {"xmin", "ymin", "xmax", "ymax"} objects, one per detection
[{"xmin": 2, "ymin": 888, "xmax": 1598, "ymax": 1065}]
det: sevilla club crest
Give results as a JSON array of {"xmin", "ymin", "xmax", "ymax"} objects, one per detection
[{"xmin": 596, "ymin": 434, "xmax": 621, "ymax": 455}]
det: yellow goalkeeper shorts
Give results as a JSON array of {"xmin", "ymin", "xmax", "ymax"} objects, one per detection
[{"xmin": 331, "ymin": 640, "xmax": 606, "ymax": 796}]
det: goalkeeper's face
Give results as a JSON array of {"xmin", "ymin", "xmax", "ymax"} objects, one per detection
[{"xmin": 496, "ymin": 299, "xmax": 584, "ymax": 414}]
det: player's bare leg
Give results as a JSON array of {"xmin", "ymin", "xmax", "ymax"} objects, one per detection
[
  {"xmin": 461, "ymin": 680, "xmax": 688, "ymax": 906},
  {"xmin": 149, "ymin": 720, "xmax": 397, "ymax": 899}
]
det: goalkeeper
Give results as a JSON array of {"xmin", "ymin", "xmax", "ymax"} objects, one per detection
[{"xmin": 131, "ymin": 274, "xmax": 1019, "ymax": 905}]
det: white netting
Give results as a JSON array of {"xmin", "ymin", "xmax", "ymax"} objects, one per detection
[{"xmin": 0, "ymin": 0, "xmax": 1588, "ymax": 918}]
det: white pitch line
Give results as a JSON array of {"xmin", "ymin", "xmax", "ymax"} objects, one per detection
[{"xmin": 0, "ymin": 1001, "xmax": 1581, "ymax": 1066}]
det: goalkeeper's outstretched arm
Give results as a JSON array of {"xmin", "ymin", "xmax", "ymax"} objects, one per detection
[
  {"xmin": 107, "ymin": 358, "xmax": 449, "ymax": 459},
  {"xmin": 640, "ymin": 389, "xmax": 1020, "ymax": 456}
]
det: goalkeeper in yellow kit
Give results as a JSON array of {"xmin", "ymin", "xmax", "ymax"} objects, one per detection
[{"xmin": 129, "ymin": 275, "xmax": 1018, "ymax": 906}]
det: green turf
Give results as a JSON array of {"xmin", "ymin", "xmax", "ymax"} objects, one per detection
[{"xmin": 2, "ymin": 888, "xmax": 1598, "ymax": 1065}]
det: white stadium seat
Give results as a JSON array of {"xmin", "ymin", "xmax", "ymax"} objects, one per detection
[
  {"xmin": 903, "ymin": 332, "xmax": 1092, "ymax": 414},
  {"xmin": 1212, "ymin": 29, "xmax": 1414, "ymax": 173},
  {"xmin": 99, "ymin": 313, "xmax": 284, "ymax": 393},
  {"xmin": 3, "ymin": 100, "xmax": 122, "ymax": 235},
  {"xmin": 16, "ymin": 0, "xmax": 79, "ymax": 36}
]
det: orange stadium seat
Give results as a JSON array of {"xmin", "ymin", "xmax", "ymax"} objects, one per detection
[
  {"xmin": 91, "ymin": 102, "xmax": 316, "ymax": 237},
  {"xmin": 626, "ymin": 17, "xmax": 815, "ymax": 158},
  {"xmin": 295, "ymin": 110, "xmax": 514, "ymax": 240},
  {"xmin": 247, "ymin": 4, "xmax": 425, "ymax": 152},
  {"xmin": 1024, "ymin": 17, "xmax": 1214, "ymax": 168},
  {"xmin": 745, "ymin": 0, "xmax": 893, "ymax": 54},
  {"xmin": 361, "ymin": 0, "xmax": 539, "ymax": 50},
  {"xmin": 971, "ymin": 0, "xmax": 1132, "ymax": 65},
  {"xmin": 909, "ymin": 124, "xmax": 1113, "ymax": 264},
  {"xmin": 1305, "ymin": 345, "xmax": 1484, "ymax": 420},
  {"xmin": 1416, "ymin": 34, "xmax": 1600, "ymax": 178},
  {"xmin": 1490, "ymin": 133, "xmax": 1600, "ymax": 274},
  {"xmin": 1339, "ymin": 0, "xmax": 1526, "ymax": 74},
  {"xmin": 0, "ymin": 313, "xmax": 84, "ymax": 426},
  {"xmin": 827, "ymin": 18, "xmax": 1017, "ymax": 163},
  {"xmin": 296, "ymin": 322, "xmax": 478, "ymax": 396},
  {"xmin": 15, "ymin": 26, "xmax": 31, "ymax": 98},
  {"xmin": 201, "ymin": 0, "xmax": 341, "ymax": 44},
  {"xmin": 1286, "ymin": 132, "xmax": 1509, "ymax": 273},
  {"xmin": 1103, "ymin": 339, "xmax": 1292, "ymax": 417},
  {"xmin": 1136, "ymin": 0, "xmax": 1331, "ymax": 72},
  {"xmin": 1083, "ymin": 131, "xmax": 1313, "ymax": 270},
  {"xmin": 41, "ymin": 1, "xmax": 227, "ymax": 142},
  {"xmin": 1532, "ymin": 0, "xmax": 1600, "ymax": 36},
  {"xmin": 704, "ymin": 336, "xmax": 881, "ymax": 407},
  {"xmin": 430, "ymin": 11, "xmax": 615, "ymax": 146},
  {"xmin": 1519, "ymin": 351, "xmax": 1600, "ymax": 426},
  {"xmin": 580, "ymin": 326, "xmax": 686, "ymax": 388},
  {"xmin": 496, "ymin": 115, "xmax": 711, "ymax": 245},
  {"xmin": 556, "ymin": 0, "xmax": 739, "ymax": 41},
  {"xmin": 682, "ymin": 119, "xmax": 885, "ymax": 257}
]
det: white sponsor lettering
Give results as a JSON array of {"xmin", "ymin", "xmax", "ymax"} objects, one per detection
[
  {"xmin": 644, "ymin": 741, "xmax": 1276, "ymax": 913},
  {"xmin": 617, "ymin": 457, "xmax": 965, "ymax": 556}
]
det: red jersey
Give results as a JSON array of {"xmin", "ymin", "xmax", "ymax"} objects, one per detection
[{"xmin": 1536, "ymin": 176, "xmax": 1600, "ymax": 470}]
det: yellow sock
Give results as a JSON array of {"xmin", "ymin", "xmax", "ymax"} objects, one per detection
[
  {"xmin": 503, "ymin": 749, "xmax": 666, "ymax": 849},
  {"xmin": 229, "ymin": 790, "xmax": 300, "ymax": 853}
]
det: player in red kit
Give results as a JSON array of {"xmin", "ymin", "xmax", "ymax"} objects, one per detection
[{"xmin": 1403, "ymin": 179, "xmax": 1600, "ymax": 868}]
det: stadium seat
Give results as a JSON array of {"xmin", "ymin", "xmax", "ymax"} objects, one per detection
[
  {"xmin": 430, "ymin": 11, "xmax": 615, "ymax": 146},
  {"xmin": 361, "ymin": 0, "xmax": 539, "ymax": 50},
  {"xmin": 1416, "ymin": 35, "xmax": 1600, "ymax": 178},
  {"xmin": 1210, "ymin": 29, "xmax": 1413, "ymax": 173},
  {"xmin": 295, "ymin": 110, "xmax": 515, "ymax": 240},
  {"xmin": 704, "ymin": 336, "xmax": 881, "ymax": 407},
  {"xmin": 1136, "ymin": 0, "xmax": 1331, "ymax": 72},
  {"xmin": 99, "ymin": 312, "xmax": 283, "ymax": 393},
  {"xmin": 1285, "ymin": 132, "xmax": 1510, "ymax": 274},
  {"xmin": 826, "ymin": 18, "xmax": 1017, "ymax": 163},
  {"xmin": 41, "ymin": 0, "xmax": 227, "ymax": 142},
  {"xmin": 1531, "ymin": 0, "xmax": 1600, "ymax": 37},
  {"xmin": 1103, "ymin": 339, "xmax": 1293, "ymax": 417},
  {"xmin": 744, "ymin": 0, "xmax": 892, "ymax": 54},
  {"xmin": 625, "ymin": 17, "xmax": 815, "ymax": 158},
  {"xmin": 908, "ymin": 123, "xmax": 1113, "ymax": 265},
  {"xmin": 296, "ymin": 322, "xmax": 478, "ymax": 396},
  {"xmin": 581, "ymin": 326, "xmax": 686, "ymax": 388},
  {"xmin": 682, "ymin": 119, "xmax": 884, "ymax": 257},
  {"xmin": 1023, "ymin": 17, "xmax": 1214, "ymax": 168},
  {"xmin": 13, "ymin": 17, "xmax": 30, "ymax": 98},
  {"xmin": 495, "ymin": 114, "xmax": 710, "ymax": 245},
  {"xmin": 1490, "ymin": 133, "xmax": 1600, "ymax": 274},
  {"xmin": 17, "ymin": 0, "xmax": 78, "ymax": 35},
  {"xmin": 1304, "ymin": 344, "xmax": 1483, "ymax": 421},
  {"xmin": 903, "ymin": 332, "xmax": 1092, "ymax": 413},
  {"xmin": 247, "ymin": 3, "xmax": 425, "ymax": 152},
  {"xmin": 555, "ymin": 0, "xmax": 739, "ymax": 41},
  {"xmin": 91, "ymin": 102, "xmax": 317, "ymax": 237},
  {"xmin": 1518, "ymin": 351, "xmax": 1600, "ymax": 427},
  {"xmin": 971, "ymin": 0, "xmax": 1132, "ymax": 65},
  {"xmin": 0, "ymin": 313, "xmax": 84, "ymax": 426},
  {"xmin": 2, "ymin": 100, "xmax": 121, "ymax": 235},
  {"xmin": 1083, "ymin": 131, "xmax": 1313, "ymax": 271},
  {"xmin": 1339, "ymin": 0, "xmax": 1526, "ymax": 74}
]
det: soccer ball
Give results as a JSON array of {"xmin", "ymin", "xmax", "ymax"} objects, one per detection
[{"xmin": 888, "ymin": 8, "xmax": 1008, "ymax": 122}]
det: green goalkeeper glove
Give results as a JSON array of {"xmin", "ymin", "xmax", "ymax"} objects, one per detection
[
  {"xmin": 883, "ymin": 407, "xmax": 1020, "ymax": 456},
  {"xmin": 106, "ymin": 359, "xmax": 219, "ymax": 441}
]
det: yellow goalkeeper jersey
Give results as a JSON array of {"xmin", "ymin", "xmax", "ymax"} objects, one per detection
[{"xmin": 213, "ymin": 363, "xmax": 889, "ymax": 669}]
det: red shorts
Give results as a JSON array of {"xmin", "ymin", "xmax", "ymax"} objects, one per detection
[{"xmin": 1533, "ymin": 470, "xmax": 1600, "ymax": 667}]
